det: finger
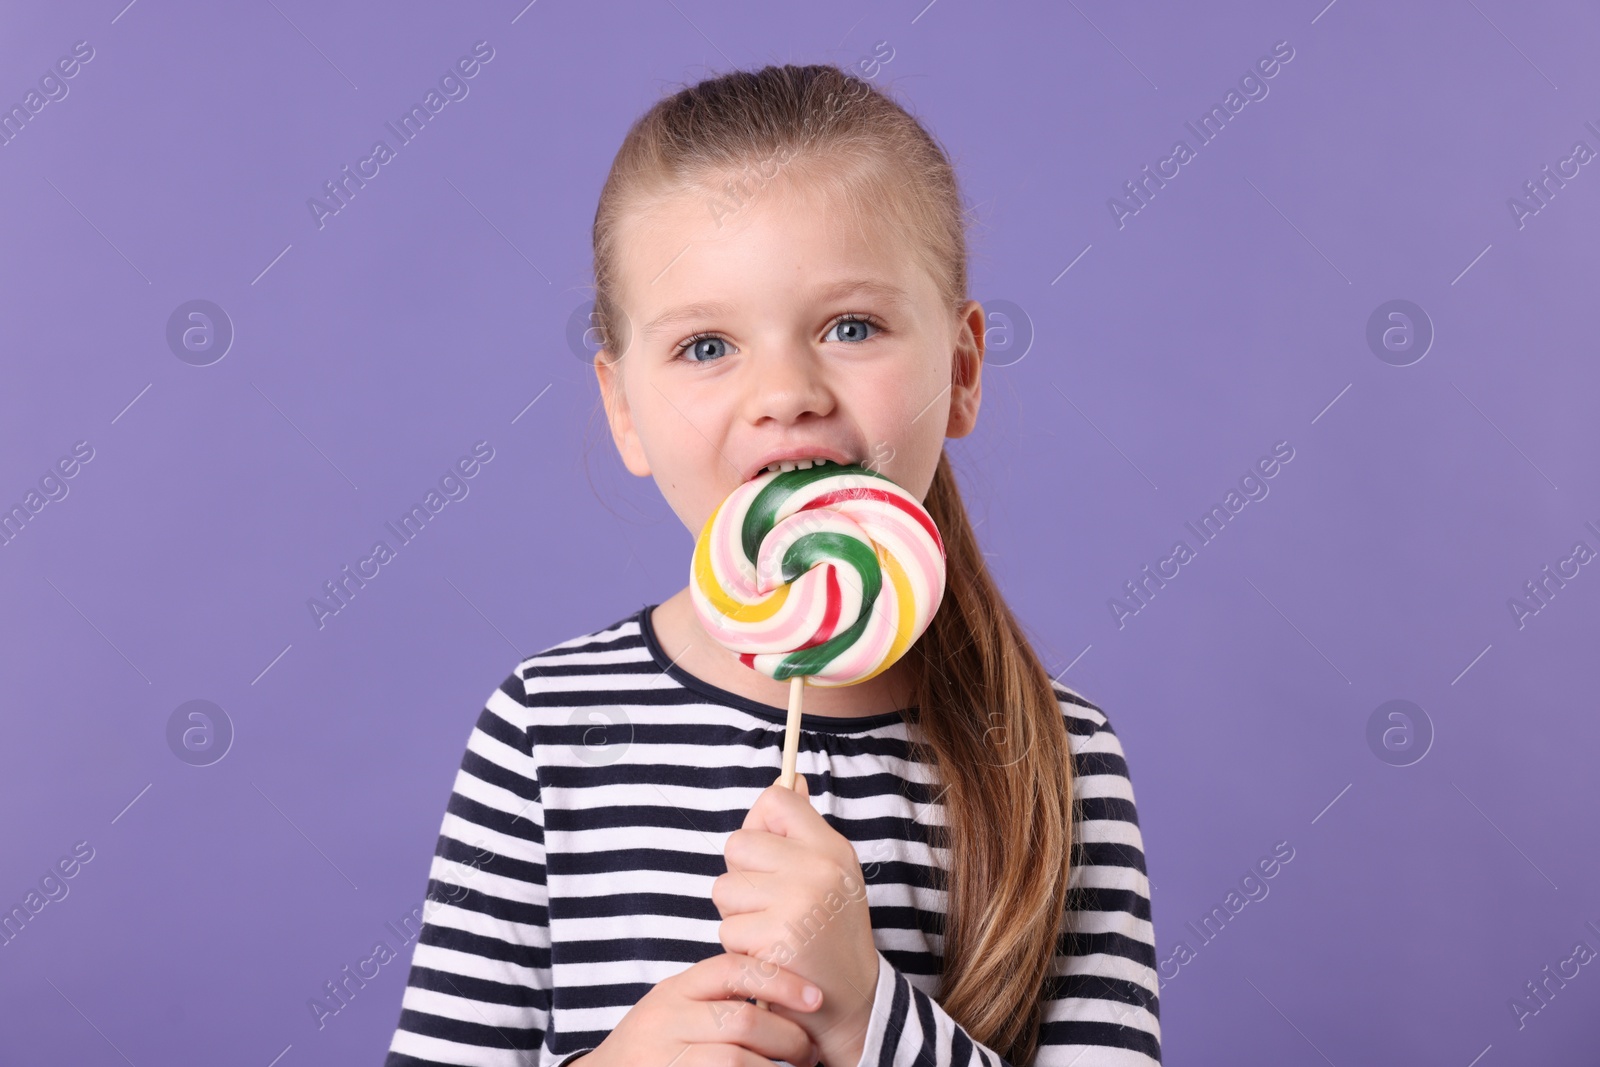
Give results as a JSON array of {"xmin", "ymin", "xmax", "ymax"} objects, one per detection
[
  {"xmin": 677, "ymin": 955, "xmax": 824, "ymax": 1067},
  {"xmin": 685, "ymin": 1042, "xmax": 820, "ymax": 1067},
  {"xmin": 742, "ymin": 778, "xmax": 821, "ymax": 835},
  {"xmin": 695, "ymin": 1000, "xmax": 821, "ymax": 1067},
  {"xmin": 712, "ymin": 868, "xmax": 849, "ymax": 922},
  {"xmin": 680, "ymin": 952, "xmax": 825, "ymax": 1016},
  {"xmin": 711, "ymin": 867, "xmax": 783, "ymax": 917},
  {"xmin": 717, "ymin": 911, "xmax": 798, "ymax": 964},
  {"xmin": 723, "ymin": 826, "xmax": 808, "ymax": 874}
]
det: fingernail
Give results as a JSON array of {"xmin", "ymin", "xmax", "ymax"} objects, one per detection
[{"xmin": 802, "ymin": 984, "xmax": 821, "ymax": 1007}]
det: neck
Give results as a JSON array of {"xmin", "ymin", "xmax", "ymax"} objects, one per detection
[{"xmin": 649, "ymin": 586, "xmax": 915, "ymax": 718}]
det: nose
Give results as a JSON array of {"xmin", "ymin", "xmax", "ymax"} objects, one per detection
[{"xmin": 744, "ymin": 337, "xmax": 836, "ymax": 425}]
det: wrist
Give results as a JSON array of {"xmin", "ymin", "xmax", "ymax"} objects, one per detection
[
  {"xmin": 825, "ymin": 1023, "xmax": 868, "ymax": 1067},
  {"xmin": 818, "ymin": 982, "xmax": 876, "ymax": 1065}
]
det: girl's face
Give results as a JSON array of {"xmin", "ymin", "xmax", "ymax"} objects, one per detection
[{"xmin": 595, "ymin": 173, "xmax": 985, "ymax": 541}]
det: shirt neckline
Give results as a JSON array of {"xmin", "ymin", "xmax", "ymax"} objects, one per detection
[{"xmin": 636, "ymin": 603, "xmax": 911, "ymax": 734}]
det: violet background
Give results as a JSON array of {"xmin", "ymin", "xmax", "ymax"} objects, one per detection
[{"xmin": 2, "ymin": 1, "xmax": 1597, "ymax": 1063}]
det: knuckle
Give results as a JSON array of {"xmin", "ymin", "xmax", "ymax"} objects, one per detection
[
  {"xmin": 719, "ymin": 969, "xmax": 752, "ymax": 1003},
  {"xmin": 724, "ymin": 1004, "xmax": 756, "ymax": 1036}
]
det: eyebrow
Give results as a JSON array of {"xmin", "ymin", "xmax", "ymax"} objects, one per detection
[{"xmin": 640, "ymin": 279, "xmax": 912, "ymax": 342}]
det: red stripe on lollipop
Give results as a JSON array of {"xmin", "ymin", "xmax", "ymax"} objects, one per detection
[
  {"xmin": 794, "ymin": 564, "xmax": 842, "ymax": 650},
  {"xmin": 799, "ymin": 486, "xmax": 944, "ymax": 554},
  {"xmin": 736, "ymin": 563, "xmax": 841, "ymax": 670}
]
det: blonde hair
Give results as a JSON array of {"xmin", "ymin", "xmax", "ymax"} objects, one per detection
[{"xmin": 588, "ymin": 64, "xmax": 1074, "ymax": 1061}]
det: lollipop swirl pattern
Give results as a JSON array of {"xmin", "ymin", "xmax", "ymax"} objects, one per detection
[{"xmin": 690, "ymin": 463, "xmax": 946, "ymax": 687}]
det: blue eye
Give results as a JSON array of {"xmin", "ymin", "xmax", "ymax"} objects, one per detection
[
  {"xmin": 673, "ymin": 314, "xmax": 883, "ymax": 364},
  {"xmin": 826, "ymin": 315, "xmax": 880, "ymax": 343},
  {"xmin": 677, "ymin": 334, "xmax": 730, "ymax": 363}
]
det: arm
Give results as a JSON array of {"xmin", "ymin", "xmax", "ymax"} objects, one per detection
[
  {"xmin": 846, "ymin": 697, "xmax": 1162, "ymax": 1066},
  {"xmin": 384, "ymin": 668, "xmax": 598, "ymax": 1066}
]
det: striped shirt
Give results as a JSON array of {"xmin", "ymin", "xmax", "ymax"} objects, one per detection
[{"xmin": 384, "ymin": 605, "xmax": 1162, "ymax": 1066}]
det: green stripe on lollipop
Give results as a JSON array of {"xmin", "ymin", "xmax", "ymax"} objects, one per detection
[
  {"xmin": 771, "ymin": 531, "xmax": 881, "ymax": 679},
  {"xmin": 741, "ymin": 462, "xmax": 892, "ymax": 565}
]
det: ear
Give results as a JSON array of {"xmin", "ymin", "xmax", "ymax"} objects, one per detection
[
  {"xmin": 946, "ymin": 299, "xmax": 985, "ymax": 439},
  {"xmin": 594, "ymin": 350, "xmax": 652, "ymax": 477}
]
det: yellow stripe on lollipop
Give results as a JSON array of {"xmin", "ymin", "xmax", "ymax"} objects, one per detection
[
  {"xmin": 692, "ymin": 499, "xmax": 789, "ymax": 622},
  {"xmin": 848, "ymin": 544, "xmax": 919, "ymax": 686}
]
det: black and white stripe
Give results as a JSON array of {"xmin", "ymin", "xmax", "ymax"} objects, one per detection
[{"xmin": 385, "ymin": 606, "xmax": 1161, "ymax": 1066}]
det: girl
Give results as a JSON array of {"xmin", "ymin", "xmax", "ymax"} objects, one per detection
[{"xmin": 385, "ymin": 64, "xmax": 1161, "ymax": 1067}]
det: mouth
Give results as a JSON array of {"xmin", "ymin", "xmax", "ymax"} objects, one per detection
[{"xmin": 743, "ymin": 454, "xmax": 855, "ymax": 483}]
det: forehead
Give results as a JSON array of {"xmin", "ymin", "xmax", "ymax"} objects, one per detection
[{"xmin": 615, "ymin": 174, "xmax": 939, "ymax": 339}]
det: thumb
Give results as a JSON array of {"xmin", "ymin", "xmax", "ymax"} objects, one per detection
[{"xmin": 793, "ymin": 772, "xmax": 810, "ymax": 798}]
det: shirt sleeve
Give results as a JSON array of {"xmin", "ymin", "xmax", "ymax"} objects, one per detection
[
  {"xmin": 850, "ymin": 694, "xmax": 1162, "ymax": 1066},
  {"xmin": 385, "ymin": 668, "xmax": 597, "ymax": 1067}
]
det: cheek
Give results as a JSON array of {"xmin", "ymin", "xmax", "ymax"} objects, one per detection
[
  {"xmin": 896, "ymin": 371, "xmax": 954, "ymax": 436},
  {"xmin": 633, "ymin": 388, "xmax": 697, "ymax": 448},
  {"xmin": 863, "ymin": 352, "xmax": 946, "ymax": 419}
]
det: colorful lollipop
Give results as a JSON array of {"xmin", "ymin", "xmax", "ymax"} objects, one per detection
[
  {"xmin": 691, "ymin": 459, "xmax": 946, "ymax": 788},
  {"xmin": 693, "ymin": 459, "xmax": 945, "ymax": 1013}
]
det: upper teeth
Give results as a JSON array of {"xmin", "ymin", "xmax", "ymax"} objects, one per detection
[{"xmin": 760, "ymin": 457, "xmax": 833, "ymax": 475}]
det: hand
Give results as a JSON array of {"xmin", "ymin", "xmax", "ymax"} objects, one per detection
[
  {"xmin": 713, "ymin": 773, "xmax": 879, "ymax": 1066},
  {"xmin": 580, "ymin": 951, "xmax": 824, "ymax": 1067}
]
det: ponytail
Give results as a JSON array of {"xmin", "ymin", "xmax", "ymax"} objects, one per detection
[{"xmin": 904, "ymin": 449, "xmax": 1075, "ymax": 1062}]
